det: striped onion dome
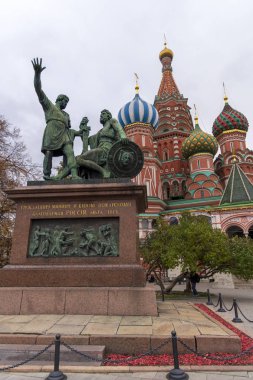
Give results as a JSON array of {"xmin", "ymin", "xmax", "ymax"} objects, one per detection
[
  {"xmin": 118, "ymin": 91, "xmax": 159, "ymax": 129},
  {"xmin": 212, "ymin": 100, "xmax": 249, "ymax": 138},
  {"xmin": 182, "ymin": 117, "xmax": 218, "ymax": 159}
]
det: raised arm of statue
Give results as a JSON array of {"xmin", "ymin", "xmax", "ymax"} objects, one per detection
[{"xmin": 31, "ymin": 58, "xmax": 48, "ymax": 105}]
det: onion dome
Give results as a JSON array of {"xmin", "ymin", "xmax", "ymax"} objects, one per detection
[
  {"xmin": 182, "ymin": 116, "xmax": 218, "ymax": 159},
  {"xmin": 118, "ymin": 84, "xmax": 159, "ymax": 129},
  {"xmin": 159, "ymin": 43, "xmax": 174, "ymax": 61},
  {"xmin": 212, "ymin": 96, "xmax": 249, "ymax": 138}
]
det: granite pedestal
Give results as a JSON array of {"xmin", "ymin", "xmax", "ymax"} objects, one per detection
[{"xmin": 0, "ymin": 181, "xmax": 157, "ymax": 316}]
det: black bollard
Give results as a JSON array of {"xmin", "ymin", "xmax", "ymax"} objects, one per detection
[
  {"xmin": 232, "ymin": 298, "xmax": 243, "ymax": 323},
  {"xmin": 217, "ymin": 293, "xmax": 226, "ymax": 312},
  {"xmin": 166, "ymin": 331, "xmax": 189, "ymax": 380},
  {"xmin": 206, "ymin": 289, "xmax": 213, "ymax": 305},
  {"xmin": 46, "ymin": 334, "xmax": 67, "ymax": 380}
]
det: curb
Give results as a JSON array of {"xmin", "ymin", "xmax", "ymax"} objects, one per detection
[{"xmin": 3, "ymin": 364, "xmax": 253, "ymax": 373}]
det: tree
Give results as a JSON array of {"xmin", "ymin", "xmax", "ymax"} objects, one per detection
[
  {"xmin": 0, "ymin": 116, "xmax": 38, "ymax": 267},
  {"xmin": 141, "ymin": 213, "xmax": 253, "ymax": 293}
]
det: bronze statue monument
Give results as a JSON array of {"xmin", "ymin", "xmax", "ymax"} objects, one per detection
[{"xmin": 32, "ymin": 58, "xmax": 144, "ymax": 181}]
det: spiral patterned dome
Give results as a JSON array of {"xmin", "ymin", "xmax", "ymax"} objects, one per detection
[
  {"xmin": 182, "ymin": 121, "xmax": 218, "ymax": 159},
  {"xmin": 118, "ymin": 92, "xmax": 159, "ymax": 129},
  {"xmin": 212, "ymin": 102, "xmax": 249, "ymax": 138}
]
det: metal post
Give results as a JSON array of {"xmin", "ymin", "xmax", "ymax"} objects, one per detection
[
  {"xmin": 166, "ymin": 331, "xmax": 189, "ymax": 380},
  {"xmin": 46, "ymin": 334, "xmax": 67, "ymax": 380},
  {"xmin": 217, "ymin": 293, "xmax": 226, "ymax": 312},
  {"xmin": 232, "ymin": 298, "xmax": 243, "ymax": 323},
  {"xmin": 206, "ymin": 289, "xmax": 213, "ymax": 305}
]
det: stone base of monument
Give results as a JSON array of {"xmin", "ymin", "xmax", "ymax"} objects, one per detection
[
  {"xmin": 0, "ymin": 286, "xmax": 157, "ymax": 315},
  {"xmin": 0, "ymin": 181, "xmax": 157, "ymax": 316}
]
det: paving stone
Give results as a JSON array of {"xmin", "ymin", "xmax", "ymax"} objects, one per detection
[
  {"xmin": 152, "ymin": 321, "xmax": 174, "ymax": 335},
  {"xmin": 120, "ymin": 316, "xmax": 152, "ymax": 326},
  {"xmin": 172, "ymin": 322, "xmax": 199, "ymax": 335},
  {"xmin": 3, "ymin": 315, "xmax": 37, "ymax": 323},
  {"xmin": 46, "ymin": 324, "xmax": 84, "ymax": 335},
  {"xmin": 17, "ymin": 321, "xmax": 56, "ymax": 334},
  {"xmin": 154, "ymin": 373, "xmax": 171, "ymax": 379},
  {"xmin": 56, "ymin": 315, "xmax": 93, "ymax": 325},
  {"xmin": 219, "ymin": 373, "xmax": 248, "ymax": 376},
  {"xmin": 90, "ymin": 316, "xmax": 122, "ymax": 324},
  {"xmin": 0, "ymin": 323, "xmax": 27, "ymax": 333},
  {"xmin": 187, "ymin": 374, "xmax": 207, "ymax": 380},
  {"xmin": 206, "ymin": 375, "xmax": 234, "ymax": 380},
  {"xmin": 131, "ymin": 372, "xmax": 158, "ymax": 378},
  {"xmin": 81, "ymin": 323, "xmax": 119, "ymax": 335},
  {"xmin": 117, "ymin": 325, "xmax": 152, "ymax": 335},
  {"xmin": 197, "ymin": 326, "xmax": 229, "ymax": 335},
  {"xmin": 31, "ymin": 315, "xmax": 63, "ymax": 322}
]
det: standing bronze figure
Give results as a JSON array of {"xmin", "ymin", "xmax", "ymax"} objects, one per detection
[{"xmin": 32, "ymin": 58, "xmax": 79, "ymax": 180}]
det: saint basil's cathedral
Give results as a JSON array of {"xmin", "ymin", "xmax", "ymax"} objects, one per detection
[{"xmin": 117, "ymin": 43, "xmax": 253, "ymax": 286}]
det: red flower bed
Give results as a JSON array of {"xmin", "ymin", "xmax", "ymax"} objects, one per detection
[{"xmin": 104, "ymin": 304, "xmax": 253, "ymax": 366}]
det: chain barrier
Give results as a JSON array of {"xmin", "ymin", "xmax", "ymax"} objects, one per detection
[
  {"xmin": 206, "ymin": 290, "xmax": 253, "ymax": 323},
  {"xmin": 213, "ymin": 298, "xmax": 220, "ymax": 308},
  {"xmin": 177, "ymin": 336, "xmax": 253, "ymax": 361},
  {"xmin": 237, "ymin": 303, "xmax": 253, "ymax": 323},
  {"xmin": 0, "ymin": 342, "xmax": 54, "ymax": 372},
  {"xmin": 207, "ymin": 291, "xmax": 220, "ymax": 308},
  {"xmin": 221, "ymin": 298, "xmax": 234, "ymax": 312},
  {"xmin": 62, "ymin": 342, "xmax": 101, "ymax": 363},
  {"xmin": 63, "ymin": 338, "xmax": 171, "ymax": 365}
]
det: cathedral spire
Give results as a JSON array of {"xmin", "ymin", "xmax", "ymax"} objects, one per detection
[
  {"xmin": 157, "ymin": 41, "xmax": 180, "ymax": 99},
  {"xmin": 223, "ymin": 82, "xmax": 228, "ymax": 104},
  {"xmin": 134, "ymin": 73, "xmax": 139, "ymax": 94}
]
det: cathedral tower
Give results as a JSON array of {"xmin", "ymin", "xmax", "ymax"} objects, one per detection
[
  {"xmin": 213, "ymin": 94, "xmax": 253, "ymax": 187},
  {"xmin": 154, "ymin": 42, "xmax": 194, "ymax": 200},
  {"xmin": 118, "ymin": 82, "xmax": 164, "ymax": 212}
]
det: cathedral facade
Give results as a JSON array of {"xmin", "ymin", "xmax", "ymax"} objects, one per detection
[{"xmin": 117, "ymin": 43, "xmax": 253, "ymax": 251}]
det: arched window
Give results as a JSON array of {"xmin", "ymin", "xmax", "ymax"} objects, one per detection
[
  {"xmin": 152, "ymin": 219, "xmax": 157, "ymax": 229},
  {"xmin": 163, "ymin": 182, "xmax": 170, "ymax": 200},
  {"xmin": 142, "ymin": 219, "xmax": 148, "ymax": 229},
  {"xmin": 182, "ymin": 180, "xmax": 186, "ymax": 194},
  {"xmin": 226, "ymin": 225, "xmax": 244, "ymax": 238},
  {"xmin": 172, "ymin": 181, "xmax": 179, "ymax": 193},
  {"xmin": 163, "ymin": 151, "xmax": 168, "ymax": 161}
]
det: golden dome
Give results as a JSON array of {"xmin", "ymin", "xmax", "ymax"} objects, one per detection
[{"xmin": 159, "ymin": 44, "xmax": 174, "ymax": 61}]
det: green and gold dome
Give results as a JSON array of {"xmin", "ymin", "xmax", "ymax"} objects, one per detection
[{"xmin": 182, "ymin": 116, "xmax": 218, "ymax": 159}]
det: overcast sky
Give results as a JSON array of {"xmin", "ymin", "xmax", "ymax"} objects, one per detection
[{"xmin": 1, "ymin": 0, "xmax": 253, "ymax": 173}]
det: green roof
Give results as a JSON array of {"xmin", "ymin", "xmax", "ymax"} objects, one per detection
[
  {"xmin": 220, "ymin": 163, "xmax": 253, "ymax": 205},
  {"xmin": 167, "ymin": 196, "xmax": 221, "ymax": 206}
]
